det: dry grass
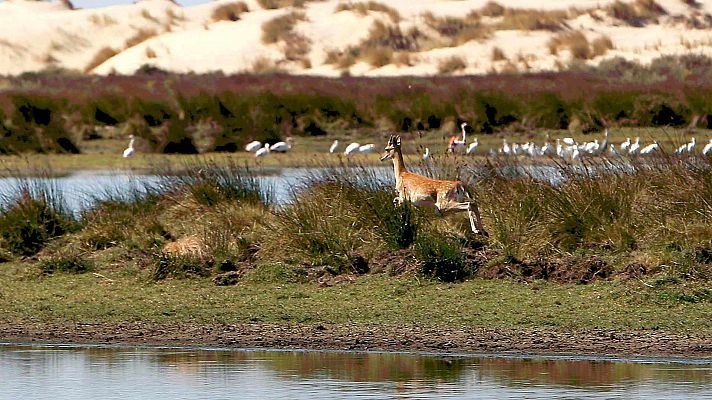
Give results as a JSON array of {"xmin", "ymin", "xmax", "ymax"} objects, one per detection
[
  {"xmin": 335, "ymin": 1, "xmax": 401, "ymax": 23},
  {"xmin": 491, "ymin": 46, "xmax": 506, "ymax": 61},
  {"xmin": 211, "ymin": 1, "xmax": 249, "ymax": 22},
  {"xmin": 145, "ymin": 47, "xmax": 157, "ymax": 59},
  {"xmin": 496, "ymin": 8, "xmax": 570, "ymax": 31},
  {"xmin": 323, "ymin": 47, "xmax": 358, "ymax": 69},
  {"xmin": 393, "ymin": 51, "xmax": 413, "ymax": 66},
  {"xmin": 88, "ymin": 14, "xmax": 117, "ymax": 26},
  {"xmin": 84, "ymin": 46, "xmax": 118, "ymax": 73},
  {"xmin": 591, "ymin": 35, "xmax": 614, "ymax": 57},
  {"xmin": 261, "ymin": 11, "xmax": 306, "ymax": 44},
  {"xmin": 422, "ymin": 12, "xmax": 491, "ymax": 46},
  {"xmin": 362, "ymin": 46, "xmax": 393, "ymax": 67},
  {"xmin": 548, "ymin": 31, "xmax": 591, "ymax": 60},
  {"xmin": 479, "ymin": 1, "xmax": 505, "ymax": 17},
  {"xmin": 362, "ymin": 20, "xmax": 421, "ymax": 52},
  {"xmin": 250, "ymin": 56, "xmax": 286, "ymax": 74},
  {"xmin": 607, "ymin": 0, "xmax": 667, "ymax": 27},
  {"xmin": 283, "ymin": 33, "xmax": 311, "ymax": 62},
  {"xmin": 257, "ymin": 0, "xmax": 305, "ymax": 9},
  {"xmin": 437, "ymin": 55, "xmax": 467, "ymax": 74},
  {"xmin": 140, "ymin": 9, "xmax": 160, "ymax": 24},
  {"xmin": 124, "ymin": 29, "xmax": 158, "ymax": 49}
]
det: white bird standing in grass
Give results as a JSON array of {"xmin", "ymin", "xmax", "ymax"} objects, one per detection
[
  {"xmin": 122, "ymin": 135, "xmax": 135, "ymax": 158},
  {"xmin": 628, "ymin": 137, "xmax": 641, "ymax": 155},
  {"xmin": 359, "ymin": 143, "xmax": 376, "ymax": 153},
  {"xmin": 245, "ymin": 140, "xmax": 262, "ymax": 152},
  {"xmin": 702, "ymin": 138, "xmax": 712, "ymax": 156},
  {"xmin": 329, "ymin": 139, "xmax": 339, "ymax": 153},
  {"xmin": 620, "ymin": 137, "xmax": 631, "ymax": 152},
  {"xmin": 639, "ymin": 141, "xmax": 659, "ymax": 156},
  {"xmin": 344, "ymin": 142, "xmax": 360, "ymax": 155},
  {"xmin": 255, "ymin": 143, "xmax": 270, "ymax": 157},
  {"xmin": 270, "ymin": 137, "xmax": 293, "ymax": 153},
  {"xmin": 423, "ymin": 147, "xmax": 431, "ymax": 160},
  {"xmin": 687, "ymin": 137, "xmax": 696, "ymax": 154},
  {"xmin": 466, "ymin": 138, "xmax": 479, "ymax": 154}
]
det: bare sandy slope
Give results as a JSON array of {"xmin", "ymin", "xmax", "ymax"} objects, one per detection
[{"xmin": 1, "ymin": 0, "xmax": 711, "ymax": 76}]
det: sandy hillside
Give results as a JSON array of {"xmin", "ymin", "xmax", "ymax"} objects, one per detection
[{"xmin": 0, "ymin": 0, "xmax": 711, "ymax": 76}]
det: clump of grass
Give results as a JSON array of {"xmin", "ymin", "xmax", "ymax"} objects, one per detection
[
  {"xmin": 496, "ymin": 8, "xmax": 570, "ymax": 31},
  {"xmin": 362, "ymin": 20, "xmax": 422, "ymax": 52},
  {"xmin": 158, "ymin": 159, "xmax": 271, "ymax": 206},
  {"xmin": 607, "ymin": 0, "xmax": 666, "ymax": 27},
  {"xmin": 150, "ymin": 253, "xmax": 212, "ymax": 280},
  {"xmin": 335, "ymin": 1, "xmax": 401, "ymax": 23},
  {"xmin": 250, "ymin": 56, "xmax": 286, "ymax": 74},
  {"xmin": 362, "ymin": 46, "xmax": 392, "ymax": 67},
  {"xmin": 0, "ymin": 181, "xmax": 77, "ymax": 257},
  {"xmin": 124, "ymin": 29, "xmax": 158, "ymax": 48},
  {"xmin": 414, "ymin": 232, "xmax": 469, "ymax": 282},
  {"xmin": 491, "ymin": 46, "xmax": 506, "ymax": 61},
  {"xmin": 591, "ymin": 35, "xmax": 614, "ymax": 57},
  {"xmin": 421, "ymin": 12, "xmax": 491, "ymax": 46},
  {"xmin": 261, "ymin": 12, "xmax": 306, "ymax": 44},
  {"xmin": 437, "ymin": 55, "xmax": 467, "ymax": 74},
  {"xmin": 243, "ymin": 262, "xmax": 308, "ymax": 283},
  {"xmin": 548, "ymin": 31, "xmax": 591, "ymax": 60},
  {"xmin": 39, "ymin": 253, "xmax": 93, "ymax": 275},
  {"xmin": 84, "ymin": 46, "xmax": 118, "ymax": 73},
  {"xmin": 211, "ymin": 1, "xmax": 249, "ymax": 22},
  {"xmin": 479, "ymin": 1, "xmax": 505, "ymax": 17},
  {"xmin": 257, "ymin": 0, "xmax": 305, "ymax": 9},
  {"xmin": 79, "ymin": 184, "xmax": 166, "ymax": 251}
]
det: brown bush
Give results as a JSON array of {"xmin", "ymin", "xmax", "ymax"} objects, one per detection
[
  {"xmin": 497, "ymin": 8, "xmax": 570, "ymax": 31},
  {"xmin": 591, "ymin": 35, "xmax": 614, "ymax": 57},
  {"xmin": 84, "ymin": 47, "xmax": 118, "ymax": 73},
  {"xmin": 362, "ymin": 46, "xmax": 393, "ymax": 67},
  {"xmin": 491, "ymin": 46, "xmax": 506, "ymax": 61},
  {"xmin": 437, "ymin": 55, "xmax": 467, "ymax": 74},
  {"xmin": 479, "ymin": 1, "xmax": 505, "ymax": 17},
  {"xmin": 125, "ymin": 29, "xmax": 158, "ymax": 48},
  {"xmin": 335, "ymin": 1, "xmax": 400, "ymax": 23},
  {"xmin": 261, "ymin": 11, "xmax": 306, "ymax": 44},
  {"xmin": 211, "ymin": 1, "xmax": 249, "ymax": 22},
  {"xmin": 607, "ymin": 0, "xmax": 666, "ymax": 26},
  {"xmin": 548, "ymin": 31, "xmax": 591, "ymax": 60},
  {"xmin": 422, "ymin": 12, "xmax": 491, "ymax": 46},
  {"xmin": 257, "ymin": 0, "xmax": 305, "ymax": 9}
]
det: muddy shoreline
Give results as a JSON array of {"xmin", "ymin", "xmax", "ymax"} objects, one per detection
[{"xmin": 1, "ymin": 321, "xmax": 710, "ymax": 359}]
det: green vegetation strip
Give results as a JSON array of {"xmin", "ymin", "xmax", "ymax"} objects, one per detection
[{"xmin": 1, "ymin": 266, "xmax": 710, "ymax": 333}]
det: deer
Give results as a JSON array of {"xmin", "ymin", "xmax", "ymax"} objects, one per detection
[{"xmin": 379, "ymin": 134, "xmax": 488, "ymax": 236}]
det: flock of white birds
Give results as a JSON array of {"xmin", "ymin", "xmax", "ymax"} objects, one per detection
[{"xmin": 121, "ymin": 125, "xmax": 712, "ymax": 159}]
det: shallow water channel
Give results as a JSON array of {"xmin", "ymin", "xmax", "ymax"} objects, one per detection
[{"xmin": 1, "ymin": 344, "xmax": 710, "ymax": 399}]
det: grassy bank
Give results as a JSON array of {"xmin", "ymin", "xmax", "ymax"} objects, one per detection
[{"xmin": 1, "ymin": 264, "xmax": 710, "ymax": 332}]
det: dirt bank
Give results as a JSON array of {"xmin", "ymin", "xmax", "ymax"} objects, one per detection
[{"xmin": 1, "ymin": 321, "xmax": 710, "ymax": 358}]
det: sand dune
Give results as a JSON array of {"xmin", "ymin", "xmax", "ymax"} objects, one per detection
[{"xmin": 1, "ymin": 0, "xmax": 711, "ymax": 76}]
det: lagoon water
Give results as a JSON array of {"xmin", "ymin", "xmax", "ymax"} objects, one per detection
[{"xmin": 1, "ymin": 344, "xmax": 711, "ymax": 400}]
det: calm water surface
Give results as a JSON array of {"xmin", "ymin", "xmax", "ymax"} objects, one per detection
[{"xmin": 1, "ymin": 344, "xmax": 710, "ymax": 399}]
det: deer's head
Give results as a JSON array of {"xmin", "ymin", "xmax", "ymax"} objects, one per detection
[{"xmin": 380, "ymin": 134, "xmax": 401, "ymax": 161}]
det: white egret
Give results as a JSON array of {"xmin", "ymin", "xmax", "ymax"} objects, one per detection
[
  {"xmin": 329, "ymin": 140, "xmax": 339, "ymax": 153},
  {"xmin": 270, "ymin": 137, "xmax": 293, "ymax": 153},
  {"xmin": 702, "ymin": 138, "xmax": 712, "ymax": 156},
  {"xmin": 344, "ymin": 142, "xmax": 361, "ymax": 155},
  {"xmin": 245, "ymin": 140, "xmax": 262, "ymax": 152},
  {"xmin": 359, "ymin": 143, "xmax": 376, "ymax": 153},
  {"xmin": 255, "ymin": 143, "xmax": 270, "ymax": 157},
  {"xmin": 122, "ymin": 135, "xmax": 135, "ymax": 158}
]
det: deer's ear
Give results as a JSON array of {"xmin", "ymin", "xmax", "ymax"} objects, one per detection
[{"xmin": 395, "ymin": 136, "xmax": 401, "ymax": 146}]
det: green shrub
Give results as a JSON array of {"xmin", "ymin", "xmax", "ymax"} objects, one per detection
[
  {"xmin": 0, "ymin": 183, "xmax": 77, "ymax": 256},
  {"xmin": 39, "ymin": 254, "xmax": 93, "ymax": 275},
  {"xmin": 151, "ymin": 253, "xmax": 212, "ymax": 280},
  {"xmin": 632, "ymin": 94, "xmax": 690, "ymax": 126},
  {"xmin": 414, "ymin": 232, "xmax": 470, "ymax": 282}
]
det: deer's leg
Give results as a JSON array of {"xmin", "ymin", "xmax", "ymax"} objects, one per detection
[{"xmin": 437, "ymin": 201, "xmax": 487, "ymax": 236}]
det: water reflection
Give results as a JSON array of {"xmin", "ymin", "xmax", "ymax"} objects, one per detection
[{"xmin": 1, "ymin": 345, "xmax": 710, "ymax": 400}]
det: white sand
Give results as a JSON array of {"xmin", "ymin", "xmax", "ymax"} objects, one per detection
[{"xmin": 0, "ymin": 0, "xmax": 711, "ymax": 76}]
